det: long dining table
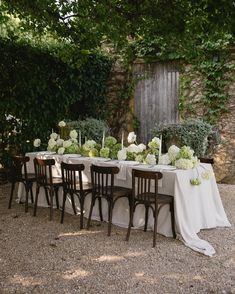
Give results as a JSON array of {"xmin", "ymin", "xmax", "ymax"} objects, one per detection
[{"xmin": 18, "ymin": 151, "xmax": 231, "ymax": 256}]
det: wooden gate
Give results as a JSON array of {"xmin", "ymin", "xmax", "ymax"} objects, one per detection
[{"xmin": 133, "ymin": 61, "xmax": 179, "ymax": 143}]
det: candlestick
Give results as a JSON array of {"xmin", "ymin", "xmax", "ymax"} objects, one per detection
[
  {"xmin": 79, "ymin": 130, "xmax": 81, "ymax": 147},
  {"xmin": 121, "ymin": 131, "xmax": 124, "ymax": 149}
]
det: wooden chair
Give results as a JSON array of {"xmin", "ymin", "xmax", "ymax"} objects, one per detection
[
  {"xmin": 33, "ymin": 158, "xmax": 63, "ymax": 220},
  {"xmin": 126, "ymin": 169, "xmax": 176, "ymax": 247},
  {"xmin": 60, "ymin": 162, "xmax": 92, "ymax": 229},
  {"xmin": 87, "ymin": 164, "xmax": 132, "ymax": 236},
  {"xmin": 8, "ymin": 155, "xmax": 36, "ymax": 212},
  {"xmin": 199, "ymin": 157, "xmax": 214, "ymax": 165}
]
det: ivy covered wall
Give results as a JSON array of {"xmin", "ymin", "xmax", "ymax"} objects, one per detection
[{"xmin": 179, "ymin": 50, "xmax": 235, "ymax": 183}]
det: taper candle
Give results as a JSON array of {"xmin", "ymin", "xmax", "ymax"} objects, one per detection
[
  {"xmin": 102, "ymin": 130, "xmax": 105, "ymax": 148},
  {"xmin": 79, "ymin": 130, "xmax": 81, "ymax": 147},
  {"xmin": 121, "ymin": 131, "xmax": 124, "ymax": 149}
]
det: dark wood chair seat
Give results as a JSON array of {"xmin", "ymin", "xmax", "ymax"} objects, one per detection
[
  {"xmin": 199, "ymin": 157, "xmax": 214, "ymax": 165},
  {"xmin": 126, "ymin": 169, "xmax": 176, "ymax": 247},
  {"xmin": 8, "ymin": 155, "xmax": 36, "ymax": 212},
  {"xmin": 87, "ymin": 164, "xmax": 132, "ymax": 236},
  {"xmin": 60, "ymin": 162, "xmax": 92, "ymax": 229},
  {"xmin": 33, "ymin": 158, "xmax": 63, "ymax": 220}
]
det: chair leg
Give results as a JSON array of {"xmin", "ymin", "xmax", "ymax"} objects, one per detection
[
  {"xmin": 8, "ymin": 182, "xmax": 15, "ymax": 209},
  {"xmin": 44, "ymin": 187, "xmax": 50, "ymax": 206},
  {"xmin": 153, "ymin": 208, "xmax": 158, "ymax": 248},
  {"xmin": 71, "ymin": 194, "xmax": 77, "ymax": 215},
  {"xmin": 29, "ymin": 183, "xmax": 34, "ymax": 204},
  {"xmin": 170, "ymin": 202, "xmax": 176, "ymax": 238},
  {"xmin": 87, "ymin": 196, "xmax": 95, "ymax": 229},
  {"xmin": 60, "ymin": 192, "xmax": 67, "ymax": 224},
  {"xmin": 126, "ymin": 201, "xmax": 134, "ymax": 242},
  {"xmin": 49, "ymin": 188, "xmax": 54, "ymax": 221},
  {"xmin": 80, "ymin": 197, "xmax": 85, "ymax": 230},
  {"xmin": 33, "ymin": 186, "xmax": 40, "ymax": 216},
  {"xmin": 107, "ymin": 201, "xmax": 113, "ymax": 236},
  {"xmin": 144, "ymin": 205, "xmax": 149, "ymax": 232},
  {"xmin": 25, "ymin": 184, "xmax": 29, "ymax": 213},
  {"xmin": 54, "ymin": 187, "xmax": 59, "ymax": 209},
  {"xmin": 98, "ymin": 197, "xmax": 103, "ymax": 222}
]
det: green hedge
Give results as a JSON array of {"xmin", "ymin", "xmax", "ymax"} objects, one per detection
[{"xmin": 0, "ymin": 38, "xmax": 112, "ymax": 166}]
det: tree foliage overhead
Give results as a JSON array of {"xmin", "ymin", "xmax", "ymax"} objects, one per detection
[{"xmin": 1, "ymin": 0, "xmax": 235, "ymax": 59}]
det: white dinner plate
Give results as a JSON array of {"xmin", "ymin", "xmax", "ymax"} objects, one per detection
[
  {"xmin": 93, "ymin": 157, "xmax": 111, "ymax": 162},
  {"xmin": 118, "ymin": 160, "xmax": 139, "ymax": 165},
  {"xmin": 62, "ymin": 154, "xmax": 81, "ymax": 158},
  {"xmin": 156, "ymin": 165, "xmax": 176, "ymax": 170},
  {"xmin": 36, "ymin": 151, "xmax": 57, "ymax": 155}
]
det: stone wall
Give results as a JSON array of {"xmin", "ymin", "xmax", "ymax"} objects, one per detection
[
  {"xmin": 107, "ymin": 58, "xmax": 235, "ymax": 183},
  {"xmin": 214, "ymin": 78, "xmax": 235, "ymax": 183},
  {"xmin": 180, "ymin": 61, "xmax": 235, "ymax": 183}
]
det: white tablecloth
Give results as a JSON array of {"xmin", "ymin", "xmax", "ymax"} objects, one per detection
[{"xmin": 19, "ymin": 152, "xmax": 231, "ymax": 256}]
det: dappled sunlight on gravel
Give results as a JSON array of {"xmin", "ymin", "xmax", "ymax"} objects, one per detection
[{"xmin": 0, "ymin": 183, "xmax": 234, "ymax": 293}]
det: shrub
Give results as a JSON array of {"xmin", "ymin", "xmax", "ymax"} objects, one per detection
[
  {"xmin": 152, "ymin": 119, "xmax": 220, "ymax": 157},
  {"xmin": 66, "ymin": 118, "xmax": 110, "ymax": 144}
]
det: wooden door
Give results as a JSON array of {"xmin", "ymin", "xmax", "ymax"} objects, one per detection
[{"xmin": 133, "ymin": 61, "xmax": 179, "ymax": 143}]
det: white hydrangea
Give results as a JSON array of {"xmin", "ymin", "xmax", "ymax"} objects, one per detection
[
  {"xmin": 117, "ymin": 148, "xmax": 127, "ymax": 161},
  {"xmin": 70, "ymin": 129, "xmax": 78, "ymax": 139},
  {"xmin": 63, "ymin": 140, "xmax": 72, "ymax": 148},
  {"xmin": 138, "ymin": 143, "xmax": 146, "ymax": 152},
  {"xmin": 58, "ymin": 147, "xmax": 65, "ymax": 154},
  {"xmin": 127, "ymin": 132, "xmax": 136, "ymax": 144},
  {"xmin": 33, "ymin": 138, "xmax": 41, "ymax": 148},
  {"xmin": 135, "ymin": 154, "xmax": 144, "ymax": 163},
  {"xmin": 148, "ymin": 137, "xmax": 161, "ymax": 149},
  {"xmin": 83, "ymin": 140, "xmax": 96, "ymax": 150},
  {"xmin": 56, "ymin": 138, "xmax": 64, "ymax": 147},
  {"xmin": 127, "ymin": 144, "xmax": 141, "ymax": 153},
  {"xmin": 145, "ymin": 154, "xmax": 156, "ymax": 165},
  {"xmin": 48, "ymin": 138, "xmax": 57, "ymax": 149},
  {"xmin": 158, "ymin": 154, "xmax": 171, "ymax": 165},
  {"xmin": 58, "ymin": 121, "xmax": 66, "ymax": 127},
  {"xmin": 174, "ymin": 158, "xmax": 194, "ymax": 170},
  {"xmin": 71, "ymin": 138, "xmax": 78, "ymax": 144},
  {"xmin": 192, "ymin": 156, "xmax": 200, "ymax": 167},
  {"xmin": 168, "ymin": 145, "xmax": 180, "ymax": 162},
  {"xmin": 50, "ymin": 132, "xmax": 58, "ymax": 140}
]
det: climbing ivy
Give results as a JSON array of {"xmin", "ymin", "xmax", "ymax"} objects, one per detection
[{"xmin": 179, "ymin": 35, "xmax": 235, "ymax": 124}]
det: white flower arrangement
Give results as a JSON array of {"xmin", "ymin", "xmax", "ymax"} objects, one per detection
[
  {"xmin": 58, "ymin": 147, "xmax": 65, "ymax": 154},
  {"xmin": 50, "ymin": 132, "xmax": 58, "ymax": 140},
  {"xmin": 148, "ymin": 137, "xmax": 161, "ymax": 149},
  {"xmin": 58, "ymin": 121, "xmax": 66, "ymax": 127},
  {"xmin": 145, "ymin": 154, "xmax": 156, "ymax": 165},
  {"xmin": 175, "ymin": 158, "xmax": 194, "ymax": 170},
  {"xmin": 117, "ymin": 148, "xmax": 127, "ymax": 161},
  {"xmin": 158, "ymin": 154, "xmax": 171, "ymax": 165},
  {"xmin": 56, "ymin": 138, "xmax": 64, "ymax": 147},
  {"xmin": 33, "ymin": 138, "xmax": 41, "ymax": 148},
  {"xmin": 63, "ymin": 140, "xmax": 72, "ymax": 148},
  {"xmin": 127, "ymin": 144, "xmax": 142, "ymax": 153},
  {"xmin": 168, "ymin": 145, "xmax": 180, "ymax": 163},
  {"xmin": 83, "ymin": 140, "xmax": 97, "ymax": 151},
  {"xmin": 127, "ymin": 132, "xmax": 136, "ymax": 144},
  {"xmin": 70, "ymin": 130, "xmax": 78, "ymax": 139},
  {"xmin": 100, "ymin": 147, "xmax": 110, "ymax": 158},
  {"xmin": 138, "ymin": 143, "xmax": 146, "ymax": 152},
  {"xmin": 48, "ymin": 138, "xmax": 57, "ymax": 150}
]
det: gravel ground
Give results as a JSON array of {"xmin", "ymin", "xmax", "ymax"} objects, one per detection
[{"xmin": 0, "ymin": 183, "xmax": 234, "ymax": 294}]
